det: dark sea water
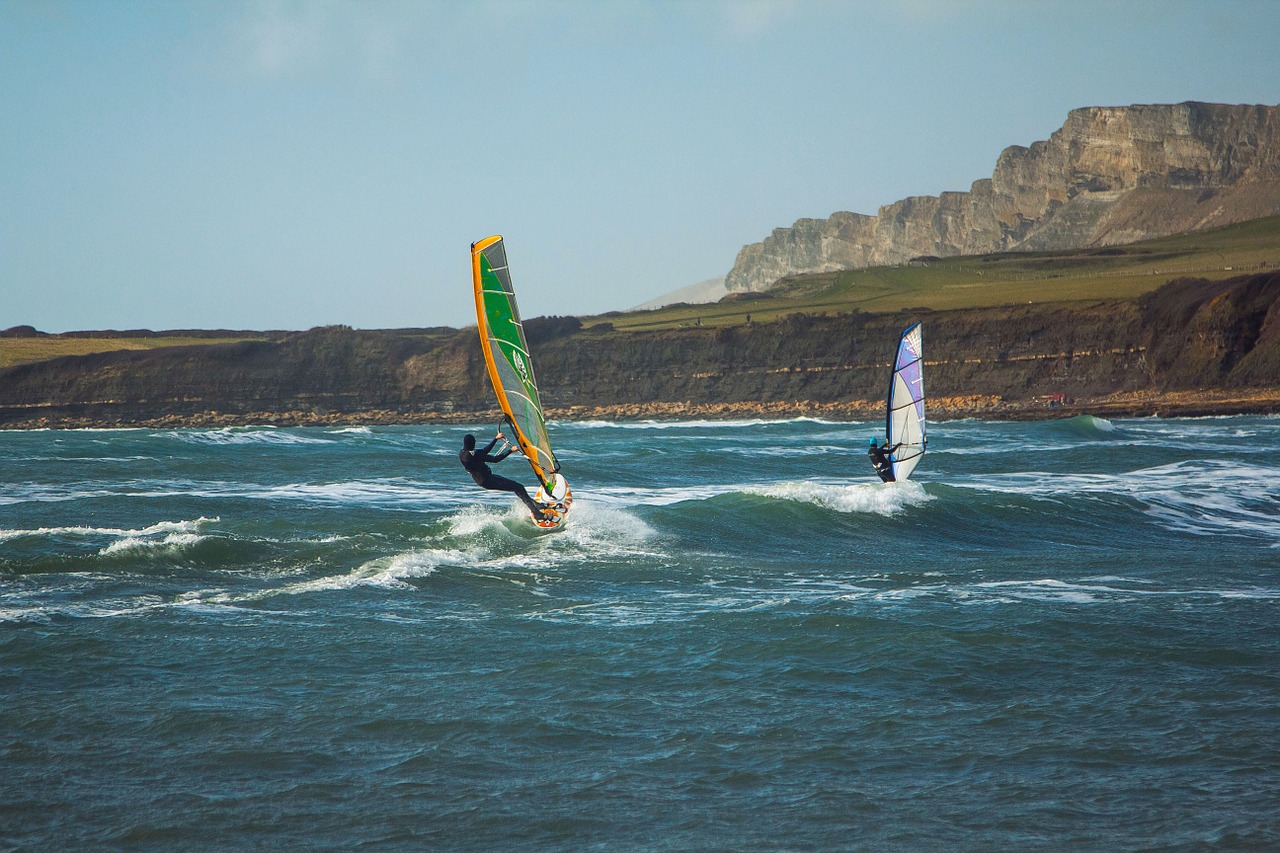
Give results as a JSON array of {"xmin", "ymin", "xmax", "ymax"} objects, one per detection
[{"xmin": 2, "ymin": 416, "xmax": 1278, "ymax": 851}]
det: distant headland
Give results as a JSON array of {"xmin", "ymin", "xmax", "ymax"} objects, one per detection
[{"xmin": 725, "ymin": 101, "xmax": 1280, "ymax": 295}]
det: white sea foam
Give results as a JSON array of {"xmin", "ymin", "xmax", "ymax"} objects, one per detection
[
  {"xmin": 257, "ymin": 480, "xmax": 447, "ymax": 506},
  {"xmin": 1102, "ymin": 417, "xmax": 1280, "ymax": 451},
  {"xmin": 273, "ymin": 547, "xmax": 472, "ymax": 594},
  {"xmin": 254, "ymin": 499, "xmax": 661, "ymax": 598},
  {"xmin": 445, "ymin": 503, "xmax": 533, "ymax": 538},
  {"xmin": 588, "ymin": 483, "xmax": 739, "ymax": 507},
  {"xmin": 964, "ymin": 577, "xmax": 1280, "ymax": 605},
  {"xmin": 99, "ymin": 531, "xmax": 206, "ymax": 556},
  {"xmin": 964, "ymin": 459, "xmax": 1280, "ymax": 542},
  {"xmin": 13, "ymin": 455, "xmax": 157, "ymax": 463},
  {"xmin": 167, "ymin": 598, "xmax": 265, "ymax": 616},
  {"xmin": 972, "ymin": 578, "xmax": 1128, "ymax": 604},
  {"xmin": 746, "ymin": 479, "xmax": 932, "ymax": 516},
  {"xmin": 445, "ymin": 499, "xmax": 660, "ymax": 562},
  {"xmin": 552, "ymin": 416, "xmax": 854, "ymax": 430},
  {"xmin": 171, "ymin": 427, "xmax": 328, "ymax": 446},
  {"xmin": 0, "ymin": 593, "xmax": 167, "ymax": 623},
  {"xmin": 550, "ymin": 419, "xmax": 617, "ymax": 429},
  {"xmin": 602, "ymin": 574, "xmax": 1280, "ymax": 621},
  {"xmin": 527, "ymin": 569, "xmax": 1103, "ymax": 625},
  {"xmin": 0, "ymin": 586, "xmax": 297, "ymax": 623},
  {"xmin": 549, "ymin": 500, "xmax": 658, "ymax": 549},
  {"xmin": 1087, "ymin": 415, "xmax": 1116, "ymax": 431},
  {"xmin": 0, "ymin": 485, "xmax": 121, "ymax": 506},
  {"xmin": 529, "ymin": 600, "xmax": 670, "ymax": 626},
  {"xmin": 732, "ymin": 444, "xmax": 850, "ymax": 458},
  {"xmin": 108, "ymin": 479, "xmax": 458, "ymax": 508},
  {"xmin": 0, "ymin": 517, "xmax": 217, "ymax": 543}
]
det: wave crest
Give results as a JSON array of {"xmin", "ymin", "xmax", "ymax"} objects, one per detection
[
  {"xmin": 746, "ymin": 479, "xmax": 932, "ymax": 516},
  {"xmin": 0, "ymin": 517, "xmax": 218, "ymax": 543}
]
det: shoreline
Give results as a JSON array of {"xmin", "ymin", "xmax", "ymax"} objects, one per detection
[{"xmin": 3, "ymin": 389, "xmax": 1279, "ymax": 430}]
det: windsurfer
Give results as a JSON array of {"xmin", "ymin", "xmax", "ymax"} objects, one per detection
[
  {"xmin": 868, "ymin": 437, "xmax": 901, "ymax": 483},
  {"xmin": 460, "ymin": 433, "xmax": 547, "ymax": 517}
]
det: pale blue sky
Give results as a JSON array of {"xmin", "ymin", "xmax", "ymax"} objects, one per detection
[{"xmin": 3, "ymin": 0, "xmax": 1279, "ymax": 332}]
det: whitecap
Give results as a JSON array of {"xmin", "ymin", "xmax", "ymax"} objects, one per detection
[
  {"xmin": 270, "ymin": 547, "xmax": 471, "ymax": 594},
  {"xmin": 447, "ymin": 499, "xmax": 659, "ymax": 557},
  {"xmin": 446, "ymin": 503, "xmax": 535, "ymax": 539},
  {"xmin": 0, "ymin": 517, "xmax": 218, "ymax": 543},
  {"xmin": 266, "ymin": 498, "xmax": 665, "ymax": 598},
  {"xmin": 548, "ymin": 500, "xmax": 658, "ymax": 549},
  {"xmin": 973, "ymin": 578, "xmax": 1127, "ymax": 604},
  {"xmin": 729, "ymin": 443, "xmax": 851, "ymax": 457},
  {"xmin": 587, "ymin": 483, "xmax": 736, "ymax": 507},
  {"xmin": 961, "ymin": 460, "xmax": 1280, "ymax": 542},
  {"xmin": 0, "ymin": 485, "xmax": 119, "ymax": 506},
  {"xmin": 962, "ymin": 578, "xmax": 1280, "ymax": 605},
  {"xmin": 257, "ymin": 480, "xmax": 445, "ymax": 507},
  {"xmin": 99, "ymin": 531, "xmax": 206, "ymax": 556},
  {"xmin": 746, "ymin": 479, "xmax": 932, "ymax": 516},
  {"xmin": 551, "ymin": 416, "xmax": 858, "ymax": 431},
  {"xmin": 171, "ymin": 427, "xmax": 328, "ymax": 446}
]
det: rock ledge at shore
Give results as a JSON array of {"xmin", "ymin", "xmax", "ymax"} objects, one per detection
[{"xmin": 6, "ymin": 389, "xmax": 1278, "ymax": 431}]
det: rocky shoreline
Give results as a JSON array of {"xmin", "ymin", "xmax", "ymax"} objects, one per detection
[{"xmin": 5, "ymin": 389, "xmax": 1278, "ymax": 431}]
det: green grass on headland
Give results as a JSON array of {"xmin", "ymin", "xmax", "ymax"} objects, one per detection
[
  {"xmin": 0, "ymin": 335, "xmax": 267, "ymax": 370},
  {"xmin": 602, "ymin": 215, "xmax": 1280, "ymax": 332}
]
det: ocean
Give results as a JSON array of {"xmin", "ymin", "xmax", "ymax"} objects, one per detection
[{"xmin": 1, "ymin": 416, "xmax": 1277, "ymax": 851}]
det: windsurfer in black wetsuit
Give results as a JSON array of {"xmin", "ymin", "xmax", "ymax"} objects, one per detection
[
  {"xmin": 460, "ymin": 433, "xmax": 546, "ymax": 517},
  {"xmin": 868, "ymin": 437, "xmax": 902, "ymax": 483}
]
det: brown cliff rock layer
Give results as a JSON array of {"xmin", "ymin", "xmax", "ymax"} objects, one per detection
[{"xmin": 3, "ymin": 273, "xmax": 1280, "ymax": 428}]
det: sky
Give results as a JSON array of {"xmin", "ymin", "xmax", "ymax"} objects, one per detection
[{"xmin": 3, "ymin": 0, "xmax": 1279, "ymax": 333}]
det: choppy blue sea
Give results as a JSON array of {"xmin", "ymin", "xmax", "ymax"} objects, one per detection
[{"xmin": 2, "ymin": 416, "xmax": 1278, "ymax": 851}]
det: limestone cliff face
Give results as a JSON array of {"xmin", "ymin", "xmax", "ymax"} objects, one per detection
[{"xmin": 726, "ymin": 102, "xmax": 1280, "ymax": 292}]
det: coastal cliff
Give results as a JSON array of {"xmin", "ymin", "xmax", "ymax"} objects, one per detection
[
  {"xmin": 726, "ymin": 102, "xmax": 1280, "ymax": 293},
  {"xmin": 4, "ymin": 272, "xmax": 1280, "ymax": 428}
]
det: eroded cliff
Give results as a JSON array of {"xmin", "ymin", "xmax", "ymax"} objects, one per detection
[
  {"xmin": 726, "ymin": 102, "xmax": 1280, "ymax": 293},
  {"xmin": 4, "ymin": 273, "xmax": 1280, "ymax": 427}
]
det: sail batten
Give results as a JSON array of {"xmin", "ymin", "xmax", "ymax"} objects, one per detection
[{"xmin": 886, "ymin": 322, "xmax": 926, "ymax": 481}]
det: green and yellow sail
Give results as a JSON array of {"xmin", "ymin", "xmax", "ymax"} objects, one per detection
[{"xmin": 470, "ymin": 235, "xmax": 560, "ymax": 491}]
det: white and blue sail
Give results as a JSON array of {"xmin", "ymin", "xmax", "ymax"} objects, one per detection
[{"xmin": 885, "ymin": 322, "xmax": 926, "ymax": 481}]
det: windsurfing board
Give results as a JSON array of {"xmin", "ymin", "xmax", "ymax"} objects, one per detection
[{"xmin": 531, "ymin": 473, "xmax": 572, "ymax": 529}]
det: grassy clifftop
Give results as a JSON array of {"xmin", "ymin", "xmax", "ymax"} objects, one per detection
[
  {"xmin": 0, "ymin": 331, "xmax": 272, "ymax": 370},
  {"xmin": 607, "ymin": 215, "xmax": 1280, "ymax": 331}
]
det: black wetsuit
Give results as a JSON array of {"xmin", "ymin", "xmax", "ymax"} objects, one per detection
[
  {"xmin": 868, "ymin": 442, "xmax": 901, "ymax": 483},
  {"xmin": 460, "ymin": 438, "xmax": 540, "ymax": 512}
]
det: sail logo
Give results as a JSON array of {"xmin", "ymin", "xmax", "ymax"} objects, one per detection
[{"xmin": 513, "ymin": 351, "xmax": 530, "ymax": 383}]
